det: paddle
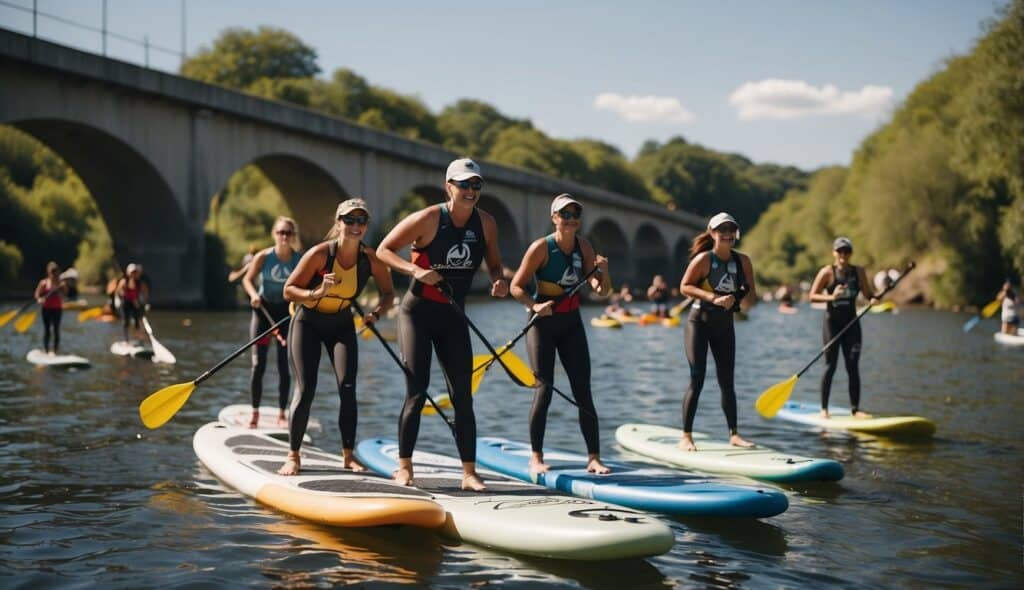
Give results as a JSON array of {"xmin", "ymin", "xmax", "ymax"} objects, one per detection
[
  {"xmin": 2, "ymin": 284, "xmax": 62, "ymax": 331},
  {"xmin": 470, "ymin": 265, "xmax": 602, "ymax": 394},
  {"xmin": 139, "ymin": 315, "xmax": 290, "ymax": 428},
  {"xmin": 669, "ymin": 297, "xmax": 695, "ymax": 318},
  {"xmin": 77, "ymin": 307, "xmax": 104, "ymax": 322},
  {"xmin": 962, "ymin": 299, "xmax": 1002, "ymax": 333},
  {"xmin": 755, "ymin": 262, "xmax": 915, "ymax": 419},
  {"xmin": 142, "ymin": 316, "xmax": 177, "ymax": 364},
  {"xmin": 257, "ymin": 303, "xmax": 287, "ymax": 346},
  {"xmin": 349, "ymin": 301, "xmax": 456, "ymax": 434}
]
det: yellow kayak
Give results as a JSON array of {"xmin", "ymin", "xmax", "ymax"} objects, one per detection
[
  {"xmin": 660, "ymin": 316, "xmax": 681, "ymax": 328},
  {"xmin": 590, "ymin": 317, "xmax": 623, "ymax": 329}
]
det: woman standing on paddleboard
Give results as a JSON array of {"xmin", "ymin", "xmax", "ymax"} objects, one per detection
[
  {"xmin": 678, "ymin": 212, "xmax": 757, "ymax": 451},
  {"xmin": 808, "ymin": 237, "xmax": 878, "ymax": 418},
  {"xmin": 510, "ymin": 194, "xmax": 612, "ymax": 475},
  {"xmin": 242, "ymin": 217, "xmax": 301, "ymax": 429},
  {"xmin": 34, "ymin": 261, "xmax": 67, "ymax": 355},
  {"xmin": 377, "ymin": 158, "xmax": 508, "ymax": 492},
  {"xmin": 996, "ymin": 280, "xmax": 1020, "ymax": 336},
  {"xmin": 279, "ymin": 199, "xmax": 394, "ymax": 475},
  {"xmin": 116, "ymin": 264, "xmax": 148, "ymax": 344}
]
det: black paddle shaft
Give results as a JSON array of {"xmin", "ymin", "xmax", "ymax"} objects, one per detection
[
  {"xmin": 194, "ymin": 315, "xmax": 290, "ymax": 385},
  {"xmin": 349, "ymin": 301, "xmax": 457, "ymax": 435},
  {"xmin": 503, "ymin": 265, "xmax": 602, "ymax": 352},
  {"xmin": 796, "ymin": 261, "xmax": 915, "ymax": 379}
]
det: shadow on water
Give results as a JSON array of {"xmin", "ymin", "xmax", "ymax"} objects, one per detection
[{"xmin": 673, "ymin": 516, "xmax": 787, "ymax": 557}]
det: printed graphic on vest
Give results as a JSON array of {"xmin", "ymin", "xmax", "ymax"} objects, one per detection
[{"xmin": 444, "ymin": 243, "xmax": 475, "ymax": 268}]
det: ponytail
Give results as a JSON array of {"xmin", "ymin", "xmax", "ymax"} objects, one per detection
[{"xmin": 689, "ymin": 231, "xmax": 714, "ymax": 259}]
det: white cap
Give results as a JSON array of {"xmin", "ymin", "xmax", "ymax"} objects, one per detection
[
  {"xmin": 708, "ymin": 212, "xmax": 739, "ymax": 230},
  {"xmin": 445, "ymin": 158, "xmax": 483, "ymax": 182},
  {"xmin": 126, "ymin": 263, "xmax": 138, "ymax": 274},
  {"xmin": 550, "ymin": 193, "xmax": 583, "ymax": 215}
]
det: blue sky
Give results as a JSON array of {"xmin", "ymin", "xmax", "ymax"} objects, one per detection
[{"xmin": 0, "ymin": 0, "xmax": 1003, "ymax": 170}]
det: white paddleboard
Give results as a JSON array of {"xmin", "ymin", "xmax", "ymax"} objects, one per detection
[
  {"xmin": 218, "ymin": 404, "xmax": 321, "ymax": 432},
  {"xmin": 110, "ymin": 341, "xmax": 154, "ymax": 359},
  {"xmin": 26, "ymin": 349, "xmax": 90, "ymax": 368},
  {"xmin": 994, "ymin": 332, "xmax": 1024, "ymax": 346},
  {"xmin": 615, "ymin": 423, "xmax": 843, "ymax": 482}
]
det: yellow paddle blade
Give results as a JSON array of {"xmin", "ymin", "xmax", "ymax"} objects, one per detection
[
  {"xmin": 981, "ymin": 299, "xmax": 1002, "ymax": 318},
  {"xmin": 77, "ymin": 307, "xmax": 103, "ymax": 322},
  {"xmin": 470, "ymin": 354, "xmax": 494, "ymax": 394},
  {"xmin": 354, "ymin": 315, "xmax": 364, "ymax": 329},
  {"xmin": 755, "ymin": 375, "xmax": 798, "ymax": 418},
  {"xmin": 0, "ymin": 309, "xmax": 18, "ymax": 327},
  {"xmin": 494, "ymin": 348, "xmax": 536, "ymax": 388},
  {"xmin": 139, "ymin": 382, "xmax": 196, "ymax": 429},
  {"xmin": 14, "ymin": 311, "xmax": 37, "ymax": 333},
  {"xmin": 421, "ymin": 392, "xmax": 454, "ymax": 415}
]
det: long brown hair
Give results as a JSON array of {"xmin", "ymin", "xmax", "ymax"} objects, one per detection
[{"xmin": 689, "ymin": 230, "xmax": 714, "ymax": 259}]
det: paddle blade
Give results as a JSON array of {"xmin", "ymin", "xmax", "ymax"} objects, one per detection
[
  {"xmin": 493, "ymin": 347, "xmax": 536, "ymax": 388},
  {"xmin": 143, "ymin": 317, "xmax": 176, "ymax": 364},
  {"xmin": 962, "ymin": 315, "xmax": 981, "ymax": 333},
  {"xmin": 0, "ymin": 309, "xmax": 18, "ymax": 327},
  {"xmin": 13, "ymin": 311, "xmax": 36, "ymax": 333},
  {"xmin": 981, "ymin": 299, "xmax": 1001, "ymax": 318},
  {"xmin": 470, "ymin": 354, "xmax": 494, "ymax": 394},
  {"xmin": 421, "ymin": 392, "xmax": 453, "ymax": 415},
  {"xmin": 77, "ymin": 307, "xmax": 103, "ymax": 322},
  {"xmin": 755, "ymin": 375, "xmax": 798, "ymax": 418},
  {"xmin": 139, "ymin": 382, "xmax": 196, "ymax": 428}
]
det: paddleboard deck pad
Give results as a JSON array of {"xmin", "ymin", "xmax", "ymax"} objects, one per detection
[
  {"xmin": 476, "ymin": 437, "xmax": 788, "ymax": 518},
  {"xmin": 615, "ymin": 424, "xmax": 843, "ymax": 482},
  {"xmin": 193, "ymin": 423, "xmax": 445, "ymax": 528},
  {"xmin": 26, "ymin": 349, "xmax": 90, "ymax": 368},
  {"xmin": 355, "ymin": 438, "xmax": 674, "ymax": 560},
  {"xmin": 218, "ymin": 404, "xmax": 321, "ymax": 432},
  {"xmin": 110, "ymin": 341, "xmax": 154, "ymax": 359},
  {"xmin": 775, "ymin": 402, "xmax": 936, "ymax": 438}
]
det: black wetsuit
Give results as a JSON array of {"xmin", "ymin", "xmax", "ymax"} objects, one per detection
[
  {"xmin": 40, "ymin": 282, "xmax": 62, "ymax": 353},
  {"xmin": 250, "ymin": 248, "xmax": 296, "ymax": 411},
  {"xmin": 821, "ymin": 265, "xmax": 862, "ymax": 413},
  {"xmin": 527, "ymin": 235, "xmax": 599, "ymax": 455},
  {"xmin": 682, "ymin": 251, "xmax": 748, "ymax": 433},
  {"xmin": 398, "ymin": 204, "xmax": 485, "ymax": 462},
  {"xmin": 287, "ymin": 241, "xmax": 370, "ymax": 452}
]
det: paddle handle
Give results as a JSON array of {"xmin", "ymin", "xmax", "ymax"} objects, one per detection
[
  {"xmin": 194, "ymin": 315, "xmax": 290, "ymax": 385},
  {"xmin": 796, "ymin": 262, "xmax": 914, "ymax": 378}
]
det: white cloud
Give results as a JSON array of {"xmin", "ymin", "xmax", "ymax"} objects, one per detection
[
  {"xmin": 593, "ymin": 93, "xmax": 696, "ymax": 124},
  {"xmin": 728, "ymin": 79, "xmax": 893, "ymax": 120}
]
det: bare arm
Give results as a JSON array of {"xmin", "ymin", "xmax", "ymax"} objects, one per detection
[
  {"xmin": 283, "ymin": 244, "xmax": 329, "ymax": 303},
  {"xmin": 480, "ymin": 209, "xmax": 508, "ymax": 297},
  {"xmin": 242, "ymin": 250, "xmax": 266, "ymax": 307},
  {"xmin": 680, "ymin": 254, "xmax": 713, "ymax": 302},
  {"xmin": 510, "ymin": 239, "xmax": 549, "ymax": 313},
  {"xmin": 366, "ymin": 246, "xmax": 395, "ymax": 321},
  {"xmin": 809, "ymin": 266, "xmax": 835, "ymax": 302},
  {"xmin": 740, "ymin": 253, "xmax": 757, "ymax": 305},
  {"xmin": 376, "ymin": 207, "xmax": 442, "ymax": 284},
  {"xmin": 858, "ymin": 266, "xmax": 877, "ymax": 300},
  {"xmin": 579, "ymin": 237, "xmax": 611, "ymax": 296}
]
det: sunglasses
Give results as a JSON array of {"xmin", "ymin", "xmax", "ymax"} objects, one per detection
[
  {"xmin": 557, "ymin": 209, "xmax": 582, "ymax": 220},
  {"xmin": 714, "ymin": 224, "xmax": 739, "ymax": 233},
  {"xmin": 835, "ymin": 248, "xmax": 852, "ymax": 255},
  {"xmin": 275, "ymin": 229, "xmax": 294, "ymax": 236},
  {"xmin": 339, "ymin": 214, "xmax": 369, "ymax": 226},
  {"xmin": 451, "ymin": 179, "xmax": 483, "ymax": 190}
]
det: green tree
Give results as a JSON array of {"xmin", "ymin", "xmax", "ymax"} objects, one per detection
[{"xmin": 180, "ymin": 26, "xmax": 320, "ymax": 88}]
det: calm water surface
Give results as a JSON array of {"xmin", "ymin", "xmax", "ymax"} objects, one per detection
[{"xmin": 1, "ymin": 299, "xmax": 1021, "ymax": 588}]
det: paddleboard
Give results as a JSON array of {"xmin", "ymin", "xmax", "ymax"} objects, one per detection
[
  {"xmin": 775, "ymin": 402, "xmax": 936, "ymax": 438},
  {"xmin": 476, "ymin": 437, "xmax": 788, "ymax": 518},
  {"xmin": 110, "ymin": 341, "xmax": 154, "ymax": 359},
  {"xmin": 193, "ymin": 422, "xmax": 445, "ymax": 528},
  {"xmin": 26, "ymin": 349, "xmax": 90, "ymax": 369},
  {"xmin": 355, "ymin": 439, "xmax": 674, "ymax": 560},
  {"xmin": 615, "ymin": 424, "xmax": 843, "ymax": 482},
  {"xmin": 218, "ymin": 404, "xmax": 322, "ymax": 432},
  {"xmin": 994, "ymin": 331, "xmax": 1024, "ymax": 346},
  {"xmin": 589, "ymin": 316, "xmax": 623, "ymax": 329},
  {"xmin": 62, "ymin": 299, "xmax": 89, "ymax": 310}
]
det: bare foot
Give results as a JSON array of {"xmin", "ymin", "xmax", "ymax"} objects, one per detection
[
  {"xmin": 729, "ymin": 433, "xmax": 756, "ymax": 448},
  {"xmin": 248, "ymin": 410, "xmax": 260, "ymax": 429},
  {"xmin": 276, "ymin": 412, "xmax": 288, "ymax": 429},
  {"xmin": 393, "ymin": 460, "xmax": 414, "ymax": 486},
  {"xmin": 678, "ymin": 434, "xmax": 697, "ymax": 452},
  {"xmin": 277, "ymin": 451, "xmax": 300, "ymax": 475},
  {"xmin": 529, "ymin": 459, "xmax": 550, "ymax": 475},
  {"xmin": 852, "ymin": 410, "xmax": 873, "ymax": 419},
  {"xmin": 341, "ymin": 449, "xmax": 367, "ymax": 472},
  {"xmin": 820, "ymin": 409, "xmax": 831, "ymax": 419},
  {"xmin": 586, "ymin": 456, "xmax": 611, "ymax": 474},
  {"xmin": 461, "ymin": 472, "xmax": 487, "ymax": 492}
]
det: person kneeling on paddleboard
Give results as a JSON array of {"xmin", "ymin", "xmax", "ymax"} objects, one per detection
[
  {"xmin": 280, "ymin": 199, "xmax": 394, "ymax": 476},
  {"xmin": 510, "ymin": 193, "xmax": 612, "ymax": 476},
  {"xmin": 809, "ymin": 237, "xmax": 879, "ymax": 419},
  {"xmin": 679, "ymin": 213, "xmax": 757, "ymax": 452}
]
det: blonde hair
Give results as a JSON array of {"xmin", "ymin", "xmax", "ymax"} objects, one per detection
[{"xmin": 273, "ymin": 216, "xmax": 302, "ymax": 251}]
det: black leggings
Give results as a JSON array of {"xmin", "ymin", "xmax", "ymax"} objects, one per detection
[
  {"xmin": 287, "ymin": 306, "xmax": 358, "ymax": 452},
  {"xmin": 250, "ymin": 300, "xmax": 291, "ymax": 410},
  {"xmin": 682, "ymin": 307, "xmax": 738, "ymax": 433},
  {"xmin": 397, "ymin": 293, "xmax": 476, "ymax": 462},
  {"xmin": 42, "ymin": 308, "xmax": 62, "ymax": 353},
  {"xmin": 821, "ymin": 312, "xmax": 862, "ymax": 412},
  {"xmin": 526, "ymin": 310, "xmax": 600, "ymax": 454},
  {"xmin": 122, "ymin": 301, "xmax": 142, "ymax": 341}
]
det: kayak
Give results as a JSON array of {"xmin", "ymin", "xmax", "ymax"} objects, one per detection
[
  {"xmin": 994, "ymin": 332, "xmax": 1024, "ymax": 346},
  {"xmin": 612, "ymin": 313, "xmax": 641, "ymax": 324},
  {"xmin": 26, "ymin": 349, "xmax": 90, "ymax": 369},
  {"xmin": 775, "ymin": 402, "xmax": 936, "ymax": 438},
  {"xmin": 355, "ymin": 439, "xmax": 674, "ymax": 560},
  {"xmin": 637, "ymin": 314, "xmax": 661, "ymax": 326},
  {"xmin": 217, "ymin": 404, "xmax": 321, "ymax": 432},
  {"xmin": 193, "ymin": 423, "xmax": 446, "ymax": 528},
  {"xmin": 476, "ymin": 437, "xmax": 789, "ymax": 518},
  {"xmin": 589, "ymin": 316, "xmax": 623, "ymax": 329},
  {"xmin": 661, "ymin": 316, "xmax": 681, "ymax": 327},
  {"xmin": 110, "ymin": 341, "xmax": 154, "ymax": 359},
  {"xmin": 615, "ymin": 423, "xmax": 843, "ymax": 482}
]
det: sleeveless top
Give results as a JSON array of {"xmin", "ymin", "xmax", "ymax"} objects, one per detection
[
  {"xmin": 302, "ymin": 240, "xmax": 371, "ymax": 314},
  {"xmin": 41, "ymin": 279, "xmax": 63, "ymax": 310},
  {"xmin": 826, "ymin": 264, "xmax": 860, "ymax": 316},
  {"xmin": 123, "ymin": 280, "xmax": 139, "ymax": 304},
  {"xmin": 534, "ymin": 234, "xmax": 584, "ymax": 313},
  {"xmin": 411, "ymin": 204, "xmax": 486, "ymax": 304},
  {"xmin": 1002, "ymin": 289, "xmax": 1019, "ymax": 323},
  {"xmin": 693, "ymin": 251, "xmax": 747, "ymax": 312},
  {"xmin": 258, "ymin": 247, "xmax": 298, "ymax": 304}
]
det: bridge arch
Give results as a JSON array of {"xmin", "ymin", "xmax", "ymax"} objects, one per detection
[
  {"xmin": 587, "ymin": 218, "xmax": 631, "ymax": 287},
  {"xmin": 478, "ymin": 193, "xmax": 521, "ymax": 269},
  {"xmin": 672, "ymin": 234, "xmax": 694, "ymax": 284},
  {"xmin": 634, "ymin": 223, "xmax": 670, "ymax": 286}
]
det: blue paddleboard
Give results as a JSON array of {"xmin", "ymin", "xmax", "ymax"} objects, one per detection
[{"xmin": 476, "ymin": 437, "xmax": 789, "ymax": 518}]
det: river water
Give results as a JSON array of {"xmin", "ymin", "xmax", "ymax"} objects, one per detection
[{"xmin": 0, "ymin": 299, "xmax": 1021, "ymax": 588}]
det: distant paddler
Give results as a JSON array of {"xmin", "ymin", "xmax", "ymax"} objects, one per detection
[
  {"xmin": 996, "ymin": 280, "xmax": 1020, "ymax": 336},
  {"xmin": 808, "ymin": 237, "xmax": 879, "ymax": 419},
  {"xmin": 115, "ymin": 263, "xmax": 149, "ymax": 344},
  {"xmin": 34, "ymin": 261, "xmax": 68, "ymax": 354}
]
